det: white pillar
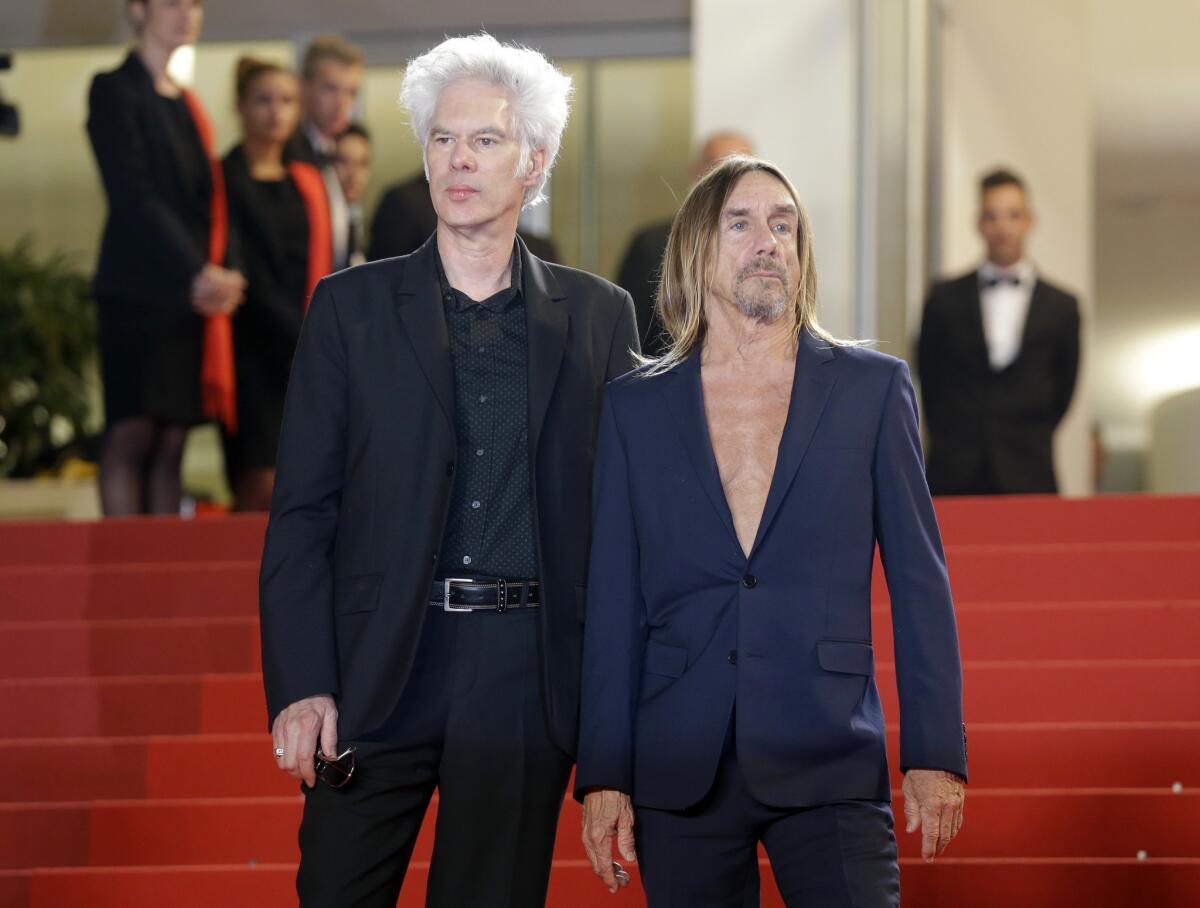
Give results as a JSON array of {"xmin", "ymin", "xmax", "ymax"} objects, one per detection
[{"xmin": 693, "ymin": 0, "xmax": 860, "ymax": 338}]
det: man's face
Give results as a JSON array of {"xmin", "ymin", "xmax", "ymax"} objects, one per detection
[
  {"xmin": 709, "ymin": 171, "xmax": 802, "ymax": 323},
  {"xmin": 978, "ymin": 183, "xmax": 1032, "ymax": 268},
  {"xmin": 334, "ymin": 133, "xmax": 371, "ymax": 204},
  {"xmin": 425, "ymin": 79, "xmax": 543, "ymax": 232},
  {"xmin": 303, "ymin": 59, "xmax": 363, "ymax": 139}
]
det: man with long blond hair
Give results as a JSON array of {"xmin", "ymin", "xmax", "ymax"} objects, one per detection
[{"xmin": 576, "ymin": 155, "xmax": 968, "ymax": 907}]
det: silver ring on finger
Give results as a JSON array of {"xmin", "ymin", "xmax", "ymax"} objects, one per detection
[{"xmin": 274, "ymin": 747, "xmax": 286, "ymax": 758}]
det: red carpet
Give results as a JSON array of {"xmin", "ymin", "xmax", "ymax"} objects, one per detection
[{"xmin": 2, "ymin": 495, "xmax": 1199, "ymax": 906}]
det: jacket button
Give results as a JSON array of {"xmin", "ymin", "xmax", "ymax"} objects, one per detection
[
  {"xmin": 742, "ymin": 574, "xmax": 757, "ymax": 589},
  {"xmin": 727, "ymin": 650, "xmax": 737, "ymax": 665},
  {"xmin": 446, "ymin": 462, "xmax": 455, "ymax": 477}
]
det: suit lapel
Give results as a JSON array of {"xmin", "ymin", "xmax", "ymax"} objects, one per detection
[
  {"xmin": 749, "ymin": 328, "xmax": 835, "ymax": 555},
  {"xmin": 659, "ymin": 353, "xmax": 740, "ymax": 552},
  {"xmin": 126, "ymin": 53, "xmax": 199, "ymax": 206},
  {"xmin": 964, "ymin": 271, "xmax": 992, "ymax": 371},
  {"xmin": 1012, "ymin": 280, "xmax": 1051, "ymax": 366},
  {"xmin": 523, "ymin": 240, "xmax": 568, "ymax": 465},
  {"xmin": 394, "ymin": 237, "xmax": 455, "ymax": 436}
]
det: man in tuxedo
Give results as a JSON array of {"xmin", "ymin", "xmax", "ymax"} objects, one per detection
[
  {"xmin": 577, "ymin": 156, "xmax": 967, "ymax": 907},
  {"xmin": 917, "ymin": 168, "xmax": 1081, "ymax": 495},
  {"xmin": 616, "ymin": 130, "xmax": 754, "ymax": 356},
  {"xmin": 261, "ymin": 34, "xmax": 638, "ymax": 907},
  {"xmin": 288, "ymin": 35, "xmax": 364, "ymax": 272}
]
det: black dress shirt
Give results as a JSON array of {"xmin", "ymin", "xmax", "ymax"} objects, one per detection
[{"xmin": 434, "ymin": 245, "xmax": 539, "ymax": 580}]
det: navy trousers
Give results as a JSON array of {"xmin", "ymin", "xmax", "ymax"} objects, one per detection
[{"xmin": 635, "ymin": 724, "xmax": 900, "ymax": 908}]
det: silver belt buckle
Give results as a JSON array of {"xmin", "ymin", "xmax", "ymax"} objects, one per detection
[{"xmin": 443, "ymin": 577, "xmax": 476, "ymax": 612}]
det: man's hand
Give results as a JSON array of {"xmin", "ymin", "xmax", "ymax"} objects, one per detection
[
  {"xmin": 581, "ymin": 788, "xmax": 636, "ymax": 892},
  {"xmin": 902, "ymin": 769, "xmax": 965, "ymax": 861},
  {"xmin": 271, "ymin": 694, "xmax": 338, "ymax": 789}
]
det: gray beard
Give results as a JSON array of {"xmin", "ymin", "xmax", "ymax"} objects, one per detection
[{"xmin": 733, "ymin": 280, "xmax": 788, "ymax": 322}]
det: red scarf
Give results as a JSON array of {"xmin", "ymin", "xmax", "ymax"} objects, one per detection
[
  {"xmin": 286, "ymin": 160, "xmax": 333, "ymax": 310},
  {"xmin": 182, "ymin": 93, "xmax": 335, "ymax": 434},
  {"xmin": 180, "ymin": 88, "xmax": 236, "ymax": 433}
]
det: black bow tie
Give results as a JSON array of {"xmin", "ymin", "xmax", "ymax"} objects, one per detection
[{"xmin": 983, "ymin": 275, "xmax": 1021, "ymax": 288}]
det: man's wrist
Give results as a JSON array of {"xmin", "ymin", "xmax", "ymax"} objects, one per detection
[{"xmin": 905, "ymin": 767, "xmax": 966, "ymax": 784}]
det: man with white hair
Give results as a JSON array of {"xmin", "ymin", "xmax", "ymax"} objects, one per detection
[{"xmin": 260, "ymin": 34, "xmax": 639, "ymax": 906}]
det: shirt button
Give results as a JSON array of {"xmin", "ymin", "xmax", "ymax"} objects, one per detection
[
  {"xmin": 463, "ymin": 555, "xmax": 472, "ymax": 566},
  {"xmin": 476, "ymin": 448, "xmax": 484, "ymax": 456},
  {"xmin": 471, "ymin": 500, "xmax": 481, "ymax": 509},
  {"xmin": 479, "ymin": 395, "xmax": 487, "ymax": 403},
  {"xmin": 742, "ymin": 574, "xmax": 758, "ymax": 589},
  {"xmin": 727, "ymin": 650, "xmax": 737, "ymax": 665}
]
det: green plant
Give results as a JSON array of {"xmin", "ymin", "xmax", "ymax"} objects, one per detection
[{"xmin": 0, "ymin": 236, "xmax": 99, "ymax": 477}]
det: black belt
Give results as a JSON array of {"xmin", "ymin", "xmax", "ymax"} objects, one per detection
[{"xmin": 430, "ymin": 577, "xmax": 540, "ymax": 613}]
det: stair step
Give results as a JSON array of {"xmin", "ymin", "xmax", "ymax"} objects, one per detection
[
  {"xmin": 0, "ymin": 563, "xmax": 258, "ymax": 622},
  {"xmin": 1, "ymin": 790, "xmax": 1196, "ymax": 871},
  {"xmin": 0, "ymin": 617, "xmax": 260, "ymax": 678},
  {"xmin": 8, "ymin": 722, "xmax": 1198, "ymax": 804},
  {"xmin": 7, "ymin": 659, "xmax": 1199, "ymax": 740},
  {"xmin": 875, "ymin": 542, "xmax": 1200, "ymax": 602},
  {"xmin": 4, "ymin": 858, "xmax": 1199, "ymax": 908},
  {"xmin": 5, "ymin": 600, "xmax": 1194, "ymax": 680},
  {"xmin": 873, "ymin": 601, "xmax": 1200, "ymax": 661},
  {"xmin": 931, "ymin": 494, "xmax": 1200, "ymax": 545},
  {"xmin": 0, "ymin": 516, "xmax": 266, "ymax": 567}
]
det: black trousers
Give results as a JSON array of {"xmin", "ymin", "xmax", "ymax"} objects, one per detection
[
  {"xmin": 296, "ymin": 606, "xmax": 573, "ymax": 907},
  {"xmin": 635, "ymin": 729, "xmax": 900, "ymax": 908}
]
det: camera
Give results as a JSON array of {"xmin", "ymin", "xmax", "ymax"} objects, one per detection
[{"xmin": 0, "ymin": 53, "xmax": 19, "ymax": 139}]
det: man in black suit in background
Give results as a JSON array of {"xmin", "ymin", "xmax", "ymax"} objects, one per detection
[
  {"xmin": 287, "ymin": 35, "xmax": 364, "ymax": 271},
  {"xmin": 917, "ymin": 169, "xmax": 1080, "ymax": 495},
  {"xmin": 261, "ymin": 33, "xmax": 639, "ymax": 907},
  {"xmin": 616, "ymin": 131, "xmax": 754, "ymax": 356}
]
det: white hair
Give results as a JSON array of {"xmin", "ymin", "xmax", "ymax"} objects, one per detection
[{"xmin": 399, "ymin": 33, "xmax": 572, "ymax": 208}]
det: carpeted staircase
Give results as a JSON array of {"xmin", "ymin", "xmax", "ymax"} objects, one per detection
[{"xmin": 1, "ymin": 495, "xmax": 1198, "ymax": 906}]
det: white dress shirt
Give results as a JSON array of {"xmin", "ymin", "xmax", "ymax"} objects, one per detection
[{"xmin": 978, "ymin": 260, "xmax": 1036, "ymax": 371}]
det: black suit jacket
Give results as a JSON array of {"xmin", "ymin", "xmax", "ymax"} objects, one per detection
[
  {"xmin": 615, "ymin": 219, "xmax": 672, "ymax": 357},
  {"xmin": 916, "ymin": 270, "xmax": 1080, "ymax": 495},
  {"xmin": 259, "ymin": 237, "xmax": 640, "ymax": 753},
  {"xmin": 87, "ymin": 51, "xmax": 212, "ymax": 302},
  {"xmin": 367, "ymin": 172, "xmax": 561, "ymax": 264}
]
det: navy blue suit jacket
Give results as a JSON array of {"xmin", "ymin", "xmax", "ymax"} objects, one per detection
[{"xmin": 576, "ymin": 329, "xmax": 967, "ymax": 811}]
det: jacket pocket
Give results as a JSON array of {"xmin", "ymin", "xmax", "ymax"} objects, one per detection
[
  {"xmin": 334, "ymin": 573, "xmax": 382, "ymax": 615},
  {"xmin": 644, "ymin": 639, "xmax": 689, "ymax": 679},
  {"xmin": 817, "ymin": 639, "xmax": 873, "ymax": 676}
]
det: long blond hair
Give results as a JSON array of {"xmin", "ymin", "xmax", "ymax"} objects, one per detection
[{"xmin": 641, "ymin": 155, "xmax": 849, "ymax": 375}]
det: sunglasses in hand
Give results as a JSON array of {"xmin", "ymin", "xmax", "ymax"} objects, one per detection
[{"xmin": 315, "ymin": 744, "xmax": 357, "ymax": 789}]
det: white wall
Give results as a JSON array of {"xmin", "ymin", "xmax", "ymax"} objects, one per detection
[
  {"xmin": 1089, "ymin": 0, "xmax": 1200, "ymax": 476},
  {"xmin": 692, "ymin": 0, "xmax": 859, "ymax": 338},
  {"xmin": 937, "ymin": 0, "xmax": 1094, "ymax": 495}
]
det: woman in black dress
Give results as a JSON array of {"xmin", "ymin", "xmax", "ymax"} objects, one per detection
[
  {"xmin": 87, "ymin": 0, "xmax": 245, "ymax": 515},
  {"xmin": 222, "ymin": 58, "xmax": 331, "ymax": 510}
]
